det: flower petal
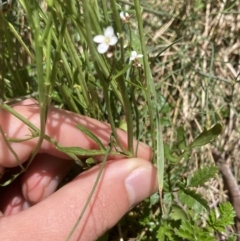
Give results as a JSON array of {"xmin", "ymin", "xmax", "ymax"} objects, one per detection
[
  {"xmin": 97, "ymin": 43, "xmax": 109, "ymax": 54},
  {"xmin": 109, "ymin": 36, "xmax": 118, "ymax": 45},
  {"xmin": 104, "ymin": 26, "xmax": 114, "ymax": 37},
  {"xmin": 120, "ymin": 11, "xmax": 125, "ymax": 20},
  {"xmin": 93, "ymin": 35, "xmax": 105, "ymax": 43},
  {"xmin": 130, "ymin": 51, "xmax": 137, "ymax": 60}
]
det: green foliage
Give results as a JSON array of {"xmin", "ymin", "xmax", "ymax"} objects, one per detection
[
  {"xmin": 178, "ymin": 188, "xmax": 209, "ymax": 211},
  {"xmin": 165, "ymin": 123, "xmax": 222, "ymax": 164},
  {"xmin": 176, "ymin": 221, "xmax": 215, "ymax": 241},
  {"xmin": 151, "ymin": 124, "xmax": 234, "ymax": 241},
  {"xmin": 177, "ymin": 126, "xmax": 187, "ymax": 150},
  {"xmin": 207, "ymin": 202, "xmax": 236, "ymax": 232},
  {"xmin": 157, "ymin": 222, "xmax": 175, "ymax": 240},
  {"xmin": 169, "ymin": 205, "xmax": 188, "ymax": 221},
  {"xmin": 188, "ymin": 165, "xmax": 218, "ymax": 187},
  {"xmin": 142, "ymin": 155, "xmax": 236, "ymax": 241},
  {"xmin": 156, "ymin": 202, "xmax": 236, "ymax": 241},
  {"xmin": 190, "ymin": 124, "xmax": 222, "ymax": 148}
]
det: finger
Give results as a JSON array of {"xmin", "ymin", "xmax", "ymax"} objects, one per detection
[
  {"xmin": 21, "ymin": 153, "xmax": 74, "ymax": 204},
  {"xmin": 0, "ymin": 99, "xmax": 152, "ymax": 167},
  {"xmin": 0, "ymin": 154, "xmax": 74, "ymax": 214},
  {"xmin": 0, "ymin": 158, "xmax": 157, "ymax": 241}
]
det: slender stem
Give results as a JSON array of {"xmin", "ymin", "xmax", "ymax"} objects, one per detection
[
  {"xmin": 24, "ymin": 1, "xmax": 48, "ymax": 165},
  {"xmin": 134, "ymin": 0, "xmax": 165, "ymax": 213},
  {"xmin": 0, "ymin": 125, "xmax": 25, "ymax": 171},
  {"xmin": 110, "ymin": 0, "xmax": 134, "ymax": 154},
  {"xmin": 65, "ymin": 145, "xmax": 111, "ymax": 241},
  {"xmin": 81, "ymin": 0, "xmax": 129, "ymax": 153}
]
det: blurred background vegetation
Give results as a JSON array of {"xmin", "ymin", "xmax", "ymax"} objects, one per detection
[{"xmin": 0, "ymin": 0, "xmax": 240, "ymax": 240}]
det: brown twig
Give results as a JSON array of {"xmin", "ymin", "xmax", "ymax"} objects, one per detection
[{"xmin": 212, "ymin": 150, "xmax": 240, "ymax": 240}]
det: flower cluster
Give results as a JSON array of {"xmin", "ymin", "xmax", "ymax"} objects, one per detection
[{"xmin": 93, "ymin": 12, "xmax": 143, "ymax": 66}]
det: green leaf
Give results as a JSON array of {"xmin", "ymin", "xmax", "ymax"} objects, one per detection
[
  {"xmin": 169, "ymin": 205, "xmax": 188, "ymax": 221},
  {"xmin": 178, "ymin": 188, "xmax": 209, "ymax": 211},
  {"xmin": 157, "ymin": 222, "xmax": 174, "ymax": 241},
  {"xmin": 177, "ymin": 126, "xmax": 187, "ymax": 150},
  {"xmin": 175, "ymin": 221, "xmax": 194, "ymax": 240},
  {"xmin": 183, "ymin": 150, "xmax": 191, "ymax": 162},
  {"xmin": 76, "ymin": 124, "xmax": 106, "ymax": 150},
  {"xmin": 188, "ymin": 164, "xmax": 218, "ymax": 187},
  {"xmin": 63, "ymin": 152, "xmax": 83, "ymax": 165},
  {"xmin": 57, "ymin": 146, "xmax": 109, "ymax": 156},
  {"xmin": 111, "ymin": 65, "xmax": 130, "ymax": 81},
  {"xmin": 163, "ymin": 192, "xmax": 173, "ymax": 205},
  {"xmin": 131, "ymin": 30, "xmax": 142, "ymax": 55},
  {"xmin": 190, "ymin": 123, "xmax": 222, "ymax": 148},
  {"xmin": 176, "ymin": 221, "xmax": 215, "ymax": 241},
  {"xmin": 207, "ymin": 202, "xmax": 235, "ymax": 232},
  {"xmin": 164, "ymin": 143, "xmax": 179, "ymax": 163},
  {"xmin": 0, "ymin": 172, "xmax": 22, "ymax": 186},
  {"xmin": 85, "ymin": 157, "xmax": 97, "ymax": 165},
  {"xmin": 119, "ymin": 119, "xmax": 128, "ymax": 132},
  {"xmin": 227, "ymin": 235, "xmax": 237, "ymax": 241},
  {"xmin": 149, "ymin": 192, "xmax": 160, "ymax": 206}
]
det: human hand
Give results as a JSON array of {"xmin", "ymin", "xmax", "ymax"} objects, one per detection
[{"xmin": 0, "ymin": 99, "xmax": 157, "ymax": 241}]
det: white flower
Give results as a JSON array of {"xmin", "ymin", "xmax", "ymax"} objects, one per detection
[
  {"xmin": 130, "ymin": 51, "xmax": 143, "ymax": 61},
  {"xmin": 93, "ymin": 26, "xmax": 118, "ymax": 54},
  {"xmin": 120, "ymin": 11, "xmax": 130, "ymax": 22}
]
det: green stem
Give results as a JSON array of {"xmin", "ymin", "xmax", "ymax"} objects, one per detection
[
  {"xmin": 0, "ymin": 125, "xmax": 25, "ymax": 171},
  {"xmin": 134, "ymin": 0, "xmax": 165, "ymax": 212},
  {"xmin": 82, "ymin": 0, "xmax": 128, "ymax": 153},
  {"xmin": 110, "ymin": 0, "xmax": 134, "ymax": 154},
  {"xmin": 65, "ymin": 145, "xmax": 111, "ymax": 241},
  {"xmin": 25, "ymin": 1, "xmax": 48, "ymax": 164}
]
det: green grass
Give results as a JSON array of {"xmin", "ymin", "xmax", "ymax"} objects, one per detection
[{"xmin": 1, "ymin": 0, "xmax": 240, "ymax": 240}]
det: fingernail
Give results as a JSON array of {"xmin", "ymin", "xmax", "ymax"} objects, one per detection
[
  {"xmin": 22, "ymin": 200, "xmax": 31, "ymax": 210},
  {"xmin": 40, "ymin": 176, "xmax": 59, "ymax": 198},
  {"xmin": 125, "ymin": 165, "xmax": 156, "ymax": 208},
  {"xmin": 6, "ymin": 197, "xmax": 30, "ymax": 215},
  {"xmin": 23, "ymin": 175, "xmax": 59, "ymax": 203}
]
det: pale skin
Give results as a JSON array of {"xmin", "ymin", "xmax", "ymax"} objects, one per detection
[{"xmin": 0, "ymin": 99, "xmax": 157, "ymax": 241}]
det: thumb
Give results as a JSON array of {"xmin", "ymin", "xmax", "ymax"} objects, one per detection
[{"xmin": 0, "ymin": 158, "xmax": 157, "ymax": 241}]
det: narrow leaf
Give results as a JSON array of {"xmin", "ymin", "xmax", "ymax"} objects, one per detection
[
  {"xmin": 57, "ymin": 146, "xmax": 108, "ymax": 156},
  {"xmin": 64, "ymin": 152, "xmax": 83, "ymax": 166},
  {"xmin": 177, "ymin": 126, "xmax": 187, "ymax": 150},
  {"xmin": 164, "ymin": 143, "xmax": 179, "ymax": 163},
  {"xmin": 76, "ymin": 124, "xmax": 106, "ymax": 150},
  {"xmin": 190, "ymin": 123, "xmax": 222, "ymax": 148},
  {"xmin": 0, "ymin": 172, "xmax": 22, "ymax": 186}
]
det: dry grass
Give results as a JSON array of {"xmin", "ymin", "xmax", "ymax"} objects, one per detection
[{"xmin": 139, "ymin": 0, "xmax": 240, "ymax": 237}]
